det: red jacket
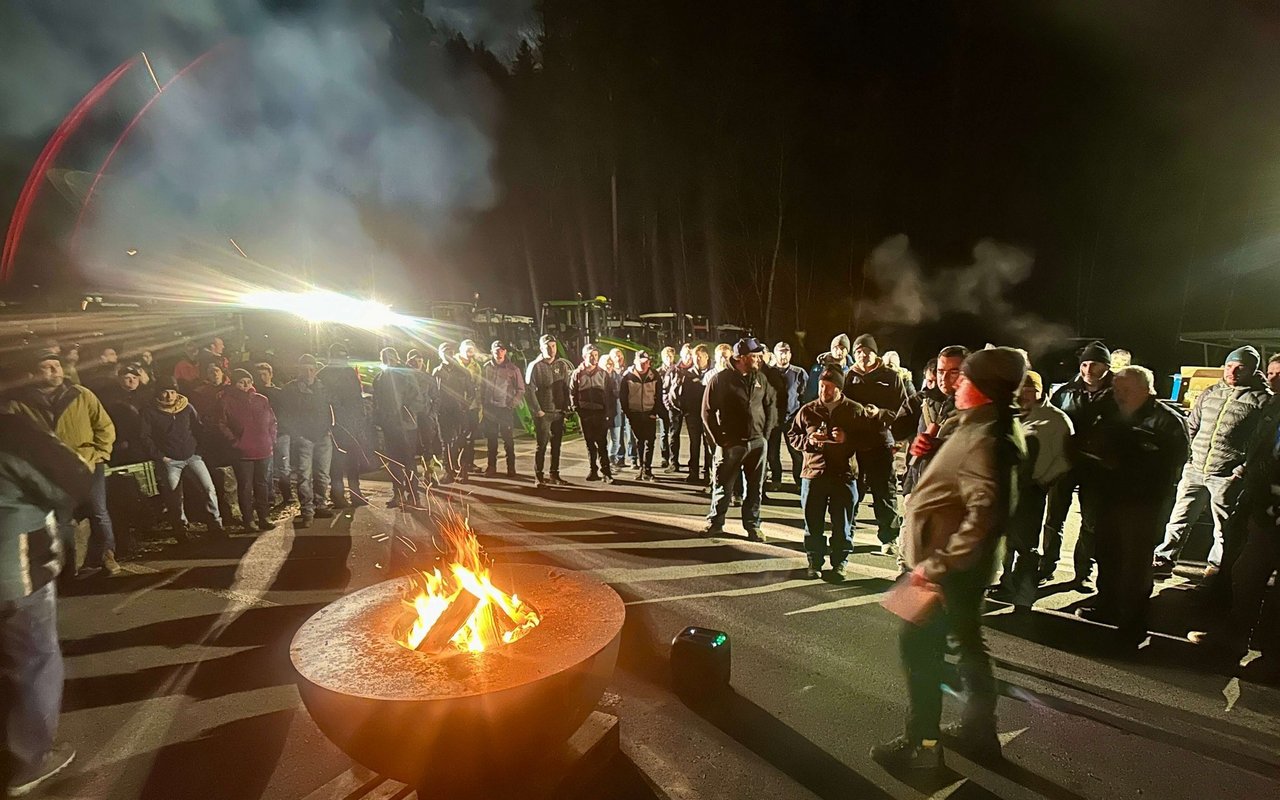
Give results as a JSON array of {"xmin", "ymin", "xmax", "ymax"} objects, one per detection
[{"xmin": 216, "ymin": 387, "xmax": 278, "ymax": 460}]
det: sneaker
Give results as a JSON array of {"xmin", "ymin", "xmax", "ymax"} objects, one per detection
[
  {"xmin": 602, "ymin": 474, "xmax": 615, "ymax": 484},
  {"xmin": 879, "ymin": 542, "xmax": 898, "ymax": 558},
  {"xmin": 869, "ymin": 735, "xmax": 942, "ymax": 770},
  {"xmin": 551, "ymin": 475, "xmax": 569, "ymax": 486},
  {"xmin": 664, "ymin": 463, "xmax": 679, "ymax": 473},
  {"xmin": 313, "ymin": 507, "xmax": 336, "ymax": 519},
  {"xmin": 102, "ymin": 550, "xmax": 121, "ymax": 576},
  {"xmin": 805, "ymin": 564, "xmax": 823, "ymax": 580},
  {"xmin": 295, "ymin": 514, "xmax": 313, "ymax": 529},
  {"xmin": 825, "ymin": 563, "xmax": 847, "ymax": 582},
  {"xmin": 7, "ymin": 743, "xmax": 75, "ymax": 797},
  {"xmin": 1152, "ymin": 557, "xmax": 1175, "ymax": 578},
  {"xmin": 703, "ymin": 522, "xmax": 725, "ymax": 535},
  {"xmin": 640, "ymin": 470, "xmax": 656, "ymax": 482},
  {"xmin": 939, "ymin": 722, "xmax": 1002, "ymax": 761}
]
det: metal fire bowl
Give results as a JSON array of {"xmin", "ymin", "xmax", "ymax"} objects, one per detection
[{"xmin": 290, "ymin": 564, "xmax": 625, "ymax": 788}]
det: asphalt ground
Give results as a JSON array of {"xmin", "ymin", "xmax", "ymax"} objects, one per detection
[{"xmin": 43, "ymin": 434, "xmax": 1280, "ymax": 800}]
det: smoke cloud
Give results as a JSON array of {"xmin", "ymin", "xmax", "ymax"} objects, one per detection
[{"xmin": 858, "ymin": 234, "xmax": 1073, "ymax": 356}]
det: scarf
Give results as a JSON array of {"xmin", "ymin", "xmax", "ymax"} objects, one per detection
[{"xmin": 156, "ymin": 393, "xmax": 189, "ymax": 415}]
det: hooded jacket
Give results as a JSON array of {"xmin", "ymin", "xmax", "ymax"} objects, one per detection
[
  {"xmin": 842, "ymin": 361, "xmax": 909, "ymax": 449},
  {"xmin": 1184, "ymin": 377, "xmax": 1271, "ymax": 477},
  {"xmin": 5, "ymin": 382, "xmax": 115, "ymax": 468},
  {"xmin": 216, "ymin": 387, "xmax": 278, "ymax": 460},
  {"xmin": 701, "ymin": 366, "xmax": 777, "ymax": 448},
  {"xmin": 621, "ymin": 367, "xmax": 662, "ymax": 417},
  {"xmin": 138, "ymin": 394, "xmax": 203, "ymax": 461}
]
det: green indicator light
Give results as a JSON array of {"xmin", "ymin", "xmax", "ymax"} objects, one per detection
[{"xmin": 712, "ymin": 633, "xmax": 727, "ymax": 647}]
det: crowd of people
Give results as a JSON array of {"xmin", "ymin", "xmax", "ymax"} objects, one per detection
[{"xmin": 3, "ymin": 324, "xmax": 1280, "ymax": 789}]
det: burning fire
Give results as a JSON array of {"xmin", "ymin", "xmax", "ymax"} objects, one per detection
[{"xmin": 398, "ymin": 518, "xmax": 540, "ymax": 654}]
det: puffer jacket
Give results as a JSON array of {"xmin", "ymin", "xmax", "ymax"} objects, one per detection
[
  {"xmin": 621, "ymin": 368, "xmax": 662, "ymax": 416},
  {"xmin": 1185, "ymin": 378, "xmax": 1271, "ymax": 477},
  {"xmin": 4, "ymin": 383, "xmax": 115, "ymax": 468},
  {"xmin": 482, "ymin": 360, "xmax": 525, "ymax": 410},
  {"xmin": 902, "ymin": 403, "xmax": 1025, "ymax": 583},
  {"xmin": 525, "ymin": 356, "xmax": 574, "ymax": 416},
  {"xmin": 570, "ymin": 364, "xmax": 615, "ymax": 413}
]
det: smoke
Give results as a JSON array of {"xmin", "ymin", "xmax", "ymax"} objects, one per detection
[
  {"xmin": 0, "ymin": 1, "xmax": 535, "ymax": 300},
  {"xmin": 858, "ymin": 234, "xmax": 1073, "ymax": 356}
]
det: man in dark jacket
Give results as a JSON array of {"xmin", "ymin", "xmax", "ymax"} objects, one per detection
[
  {"xmin": 0, "ymin": 412, "xmax": 92, "ymax": 797},
  {"xmin": 100, "ymin": 365, "xmax": 149, "ymax": 558},
  {"xmin": 406, "ymin": 349, "xmax": 442, "ymax": 487},
  {"xmin": 571, "ymin": 343, "xmax": 617, "ymax": 484},
  {"xmin": 434, "ymin": 343, "xmax": 473, "ymax": 484},
  {"xmin": 622, "ymin": 351, "xmax": 663, "ymax": 481},
  {"xmin": 318, "ymin": 344, "xmax": 369, "ymax": 507},
  {"xmin": 661, "ymin": 346, "xmax": 691, "ymax": 473},
  {"xmin": 670, "ymin": 344, "xmax": 713, "ymax": 486},
  {"xmin": 280, "ymin": 355, "xmax": 334, "ymax": 527},
  {"xmin": 482, "ymin": 340, "xmax": 525, "ymax": 478},
  {"xmin": 769, "ymin": 342, "xmax": 809, "ymax": 489},
  {"xmin": 1077, "ymin": 366, "xmax": 1189, "ymax": 648},
  {"xmin": 526, "ymin": 335, "xmax": 575, "ymax": 487},
  {"xmin": 894, "ymin": 346, "xmax": 968, "ymax": 498},
  {"xmin": 373, "ymin": 348, "xmax": 420, "ymax": 507},
  {"xmin": 139, "ymin": 378, "xmax": 224, "ymax": 538},
  {"xmin": 843, "ymin": 333, "xmax": 909, "ymax": 556},
  {"xmin": 253, "ymin": 361, "xmax": 291, "ymax": 508},
  {"xmin": 702, "ymin": 338, "xmax": 777, "ymax": 540},
  {"xmin": 1154, "ymin": 345, "xmax": 1271, "ymax": 579},
  {"xmin": 1041, "ymin": 341, "xmax": 1114, "ymax": 587},
  {"xmin": 872, "ymin": 348, "xmax": 1026, "ymax": 771},
  {"xmin": 789, "ymin": 368, "xmax": 889, "ymax": 579}
]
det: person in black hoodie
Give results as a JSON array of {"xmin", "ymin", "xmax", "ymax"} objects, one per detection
[
  {"xmin": 1041, "ymin": 341, "xmax": 1114, "ymax": 587},
  {"xmin": 319, "ymin": 344, "xmax": 371, "ymax": 508},
  {"xmin": 138, "ymin": 378, "xmax": 224, "ymax": 538},
  {"xmin": 570, "ymin": 343, "xmax": 616, "ymax": 483},
  {"xmin": 100, "ymin": 365, "xmax": 148, "ymax": 557},
  {"xmin": 622, "ymin": 351, "xmax": 663, "ymax": 481},
  {"xmin": 842, "ymin": 333, "xmax": 909, "ymax": 556}
]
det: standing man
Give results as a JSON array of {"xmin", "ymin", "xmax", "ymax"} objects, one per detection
[
  {"xmin": 215, "ymin": 370, "xmax": 278, "ymax": 533},
  {"xmin": 405, "ymin": 349, "xmax": 442, "ymax": 488},
  {"xmin": 172, "ymin": 339, "xmax": 202, "ymax": 393},
  {"xmin": 606, "ymin": 348, "xmax": 632, "ymax": 468},
  {"xmin": 0, "ymin": 411, "xmax": 92, "ymax": 797},
  {"xmin": 1267, "ymin": 353, "xmax": 1280, "ymax": 396},
  {"xmin": 570, "ymin": 344, "xmax": 616, "ymax": 483},
  {"xmin": 1079, "ymin": 366, "xmax": 1189, "ymax": 647},
  {"xmin": 5, "ymin": 350, "xmax": 117, "ymax": 577},
  {"xmin": 280, "ymin": 355, "xmax": 335, "ymax": 528},
  {"xmin": 372, "ymin": 348, "xmax": 420, "ymax": 507},
  {"xmin": 895, "ymin": 347, "xmax": 969, "ymax": 499},
  {"xmin": 702, "ymin": 338, "xmax": 777, "ymax": 540},
  {"xmin": 1153, "ymin": 346, "xmax": 1271, "ymax": 579},
  {"xmin": 621, "ymin": 351, "xmax": 662, "ymax": 482},
  {"xmin": 843, "ymin": 333, "xmax": 909, "ymax": 556},
  {"xmin": 456, "ymin": 339, "xmax": 484, "ymax": 476},
  {"xmin": 872, "ymin": 348, "xmax": 1027, "ymax": 770},
  {"xmin": 481, "ymin": 340, "xmax": 525, "ymax": 478},
  {"xmin": 139, "ymin": 377, "xmax": 224, "ymax": 540},
  {"xmin": 769, "ymin": 342, "xmax": 809, "ymax": 490},
  {"xmin": 100, "ymin": 365, "xmax": 148, "ymax": 559},
  {"xmin": 319, "ymin": 344, "xmax": 369, "ymax": 508},
  {"xmin": 789, "ymin": 368, "xmax": 887, "ymax": 579},
  {"xmin": 526, "ymin": 335, "xmax": 575, "ymax": 487},
  {"xmin": 1040, "ymin": 341, "xmax": 1114, "ymax": 587},
  {"xmin": 253, "ymin": 362, "xmax": 289, "ymax": 508},
  {"xmin": 657, "ymin": 347, "xmax": 679, "ymax": 470},
  {"xmin": 805, "ymin": 333, "xmax": 853, "ymax": 403},
  {"xmin": 663, "ymin": 345, "xmax": 695, "ymax": 473},
  {"xmin": 670, "ymin": 344, "xmax": 713, "ymax": 486},
  {"xmin": 434, "ymin": 343, "xmax": 472, "ymax": 484}
]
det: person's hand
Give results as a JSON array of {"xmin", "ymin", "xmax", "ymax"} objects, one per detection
[
  {"xmin": 535, "ymin": 410, "xmax": 545, "ymax": 418},
  {"xmin": 808, "ymin": 428, "xmax": 829, "ymax": 446},
  {"xmin": 909, "ymin": 433, "xmax": 936, "ymax": 459},
  {"xmin": 829, "ymin": 426, "xmax": 846, "ymax": 444}
]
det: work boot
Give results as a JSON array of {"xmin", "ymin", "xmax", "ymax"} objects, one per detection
[
  {"xmin": 870, "ymin": 735, "xmax": 943, "ymax": 770},
  {"xmin": 6, "ymin": 743, "xmax": 75, "ymax": 797},
  {"xmin": 703, "ymin": 521, "xmax": 725, "ymax": 535},
  {"xmin": 825, "ymin": 562, "xmax": 847, "ymax": 582},
  {"xmin": 602, "ymin": 472, "xmax": 615, "ymax": 485},
  {"xmin": 744, "ymin": 528, "xmax": 763, "ymax": 543},
  {"xmin": 102, "ymin": 550, "xmax": 121, "ymax": 576},
  {"xmin": 879, "ymin": 542, "xmax": 898, "ymax": 558}
]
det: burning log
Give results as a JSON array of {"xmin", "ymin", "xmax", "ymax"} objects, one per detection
[{"xmin": 413, "ymin": 588, "xmax": 480, "ymax": 654}]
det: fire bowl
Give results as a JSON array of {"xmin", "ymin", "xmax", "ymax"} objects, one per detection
[{"xmin": 290, "ymin": 564, "xmax": 625, "ymax": 790}]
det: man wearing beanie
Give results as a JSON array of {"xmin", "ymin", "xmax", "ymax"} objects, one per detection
[
  {"xmin": 1042, "ymin": 341, "xmax": 1114, "ymax": 587},
  {"xmin": 805, "ymin": 333, "xmax": 854, "ymax": 403},
  {"xmin": 873, "ymin": 347, "xmax": 1026, "ymax": 770},
  {"xmin": 1153, "ymin": 345, "xmax": 1270, "ymax": 579},
  {"xmin": 481, "ymin": 340, "xmax": 525, "ymax": 478},
  {"xmin": 842, "ymin": 332, "xmax": 909, "ymax": 556}
]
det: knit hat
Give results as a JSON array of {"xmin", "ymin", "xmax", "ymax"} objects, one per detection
[
  {"xmin": 830, "ymin": 333, "xmax": 851, "ymax": 352},
  {"xmin": 154, "ymin": 376, "xmax": 179, "ymax": 392},
  {"xmin": 1078, "ymin": 341, "xmax": 1111, "ymax": 365},
  {"xmin": 230, "ymin": 368, "xmax": 253, "ymax": 384},
  {"xmin": 28, "ymin": 348, "xmax": 60, "ymax": 369},
  {"xmin": 1022, "ymin": 369, "xmax": 1044, "ymax": 399},
  {"xmin": 298, "ymin": 354, "xmax": 318, "ymax": 367},
  {"xmin": 119, "ymin": 364, "xmax": 143, "ymax": 378},
  {"xmin": 1225, "ymin": 345, "xmax": 1261, "ymax": 373},
  {"xmin": 853, "ymin": 333, "xmax": 879, "ymax": 354},
  {"xmin": 962, "ymin": 347, "xmax": 1028, "ymax": 403}
]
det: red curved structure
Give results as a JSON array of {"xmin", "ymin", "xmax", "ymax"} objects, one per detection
[{"xmin": 1, "ymin": 57, "xmax": 138, "ymax": 282}]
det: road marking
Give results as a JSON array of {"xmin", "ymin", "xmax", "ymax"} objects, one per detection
[
  {"xmin": 587, "ymin": 557, "xmax": 810, "ymax": 584},
  {"xmin": 626, "ymin": 578, "xmax": 818, "ymax": 606},
  {"xmin": 783, "ymin": 582, "xmax": 890, "ymax": 616}
]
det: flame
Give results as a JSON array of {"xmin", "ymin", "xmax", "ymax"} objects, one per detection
[{"xmin": 399, "ymin": 519, "xmax": 540, "ymax": 654}]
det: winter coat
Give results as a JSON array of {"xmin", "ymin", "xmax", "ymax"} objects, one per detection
[
  {"xmin": 570, "ymin": 364, "xmax": 615, "ymax": 414},
  {"xmin": 216, "ymin": 388, "xmax": 278, "ymax": 460},
  {"xmin": 409, "ymin": 369, "xmax": 439, "ymax": 419},
  {"xmin": 842, "ymin": 361, "xmax": 909, "ymax": 449},
  {"xmin": 434, "ymin": 362, "xmax": 473, "ymax": 423},
  {"xmin": 525, "ymin": 356, "xmax": 574, "ymax": 416},
  {"xmin": 777, "ymin": 364, "xmax": 809, "ymax": 420},
  {"xmin": 0, "ymin": 413, "xmax": 92, "ymax": 602},
  {"xmin": 278, "ymin": 378, "xmax": 334, "ymax": 442},
  {"xmin": 100, "ymin": 386, "xmax": 148, "ymax": 466},
  {"xmin": 482, "ymin": 360, "xmax": 526, "ymax": 410},
  {"xmin": 895, "ymin": 387, "xmax": 960, "ymax": 496},
  {"xmin": 1087, "ymin": 397, "xmax": 1189, "ymax": 504},
  {"xmin": 667, "ymin": 363, "xmax": 709, "ymax": 416},
  {"xmin": 1050, "ymin": 373, "xmax": 1114, "ymax": 435},
  {"xmin": 902, "ymin": 403, "xmax": 1025, "ymax": 584},
  {"xmin": 138, "ymin": 395, "xmax": 202, "ymax": 461},
  {"xmin": 188, "ymin": 381, "xmax": 232, "ymax": 465},
  {"xmin": 787, "ymin": 397, "xmax": 890, "ymax": 480},
  {"xmin": 760, "ymin": 364, "xmax": 788, "ymax": 432},
  {"xmin": 373, "ymin": 366, "xmax": 421, "ymax": 432},
  {"xmin": 318, "ymin": 362, "xmax": 366, "ymax": 431},
  {"xmin": 1020, "ymin": 403, "xmax": 1075, "ymax": 488},
  {"xmin": 621, "ymin": 368, "xmax": 662, "ymax": 417},
  {"xmin": 701, "ymin": 367, "xmax": 777, "ymax": 448},
  {"xmin": 1184, "ymin": 378, "xmax": 1271, "ymax": 477},
  {"xmin": 4, "ymin": 383, "xmax": 115, "ymax": 469},
  {"xmin": 173, "ymin": 357, "xmax": 201, "ymax": 392},
  {"xmin": 805, "ymin": 351, "xmax": 853, "ymax": 403}
]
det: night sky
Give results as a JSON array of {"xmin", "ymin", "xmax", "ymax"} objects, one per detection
[{"xmin": 2, "ymin": 0, "xmax": 1279, "ymax": 373}]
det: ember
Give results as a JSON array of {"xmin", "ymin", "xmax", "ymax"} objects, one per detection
[{"xmin": 397, "ymin": 516, "xmax": 540, "ymax": 654}]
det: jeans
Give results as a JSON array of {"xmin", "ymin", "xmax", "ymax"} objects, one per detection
[
  {"xmin": 535, "ymin": 412, "xmax": 566, "ymax": 477},
  {"xmin": 683, "ymin": 413, "xmax": 711, "ymax": 480},
  {"xmin": 270, "ymin": 433, "xmax": 291, "ymax": 504},
  {"xmin": 81, "ymin": 463, "xmax": 116, "ymax": 568},
  {"xmin": 158, "ymin": 455, "xmax": 221, "ymax": 526},
  {"xmin": 998, "ymin": 481, "xmax": 1047, "ymax": 607},
  {"xmin": 666, "ymin": 409, "xmax": 684, "ymax": 467},
  {"xmin": 800, "ymin": 473, "xmax": 858, "ymax": 566},
  {"xmin": 1155, "ymin": 466, "xmax": 1241, "ymax": 568},
  {"xmin": 1041, "ymin": 471, "xmax": 1101, "ymax": 581},
  {"xmin": 708, "ymin": 438, "xmax": 767, "ymax": 530},
  {"xmin": 656, "ymin": 407, "xmax": 670, "ymax": 464},
  {"xmin": 609, "ymin": 411, "xmax": 632, "ymax": 464},
  {"xmin": 0, "ymin": 582, "xmax": 62, "ymax": 786},
  {"xmin": 484, "ymin": 405, "xmax": 516, "ymax": 472},
  {"xmin": 292, "ymin": 435, "xmax": 333, "ymax": 515},
  {"xmin": 855, "ymin": 446, "xmax": 900, "ymax": 544},
  {"xmin": 580, "ymin": 411, "xmax": 612, "ymax": 476},
  {"xmin": 900, "ymin": 574, "xmax": 995, "ymax": 742},
  {"xmin": 232, "ymin": 458, "xmax": 271, "ymax": 524}
]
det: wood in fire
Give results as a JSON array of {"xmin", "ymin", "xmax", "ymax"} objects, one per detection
[{"xmin": 413, "ymin": 589, "xmax": 481, "ymax": 654}]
